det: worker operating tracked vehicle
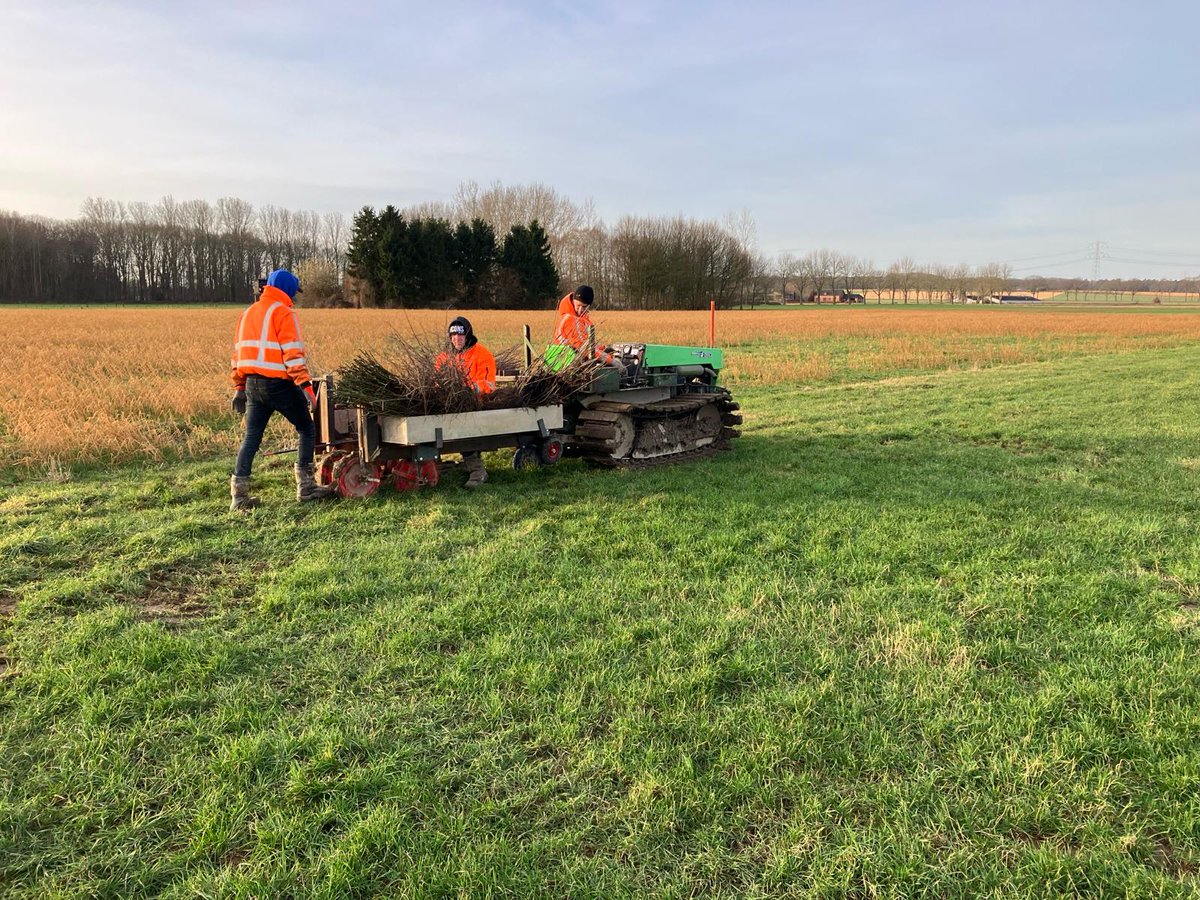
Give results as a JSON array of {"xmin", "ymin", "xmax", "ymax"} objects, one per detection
[
  {"xmin": 312, "ymin": 337, "xmax": 741, "ymax": 497},
  {"xmin": 562, "ymin": 342, "xmax": 741, "ymax": 467}
]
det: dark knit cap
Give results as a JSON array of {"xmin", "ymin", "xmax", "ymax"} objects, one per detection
[{"xmin": 448, "ymin": 316, "xmax": 477, "ymax": 349}]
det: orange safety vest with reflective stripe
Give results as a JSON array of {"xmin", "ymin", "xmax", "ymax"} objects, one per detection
[
  {"xmin": 553, "ymin": 293, "xmax": 613, "ymax": 363},
  {"xmin": 553, "ymin": 293, "xmax": 593, "ymax": 351},
  {"xmin": 435, "ymin": 342, "xmax": 497, "ymax": 394},
  {"xmin": 230, "ymin": 285, "xmax": 314, "ymax": 390}
]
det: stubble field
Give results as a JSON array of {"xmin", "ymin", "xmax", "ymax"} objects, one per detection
[
  {"xmin": 2, "ymin": 305, "xmax": 1199, "ymax": 896},
  {"xmin": 5, "ymin": 305, "xmax": 1200, "ymax": 470}
]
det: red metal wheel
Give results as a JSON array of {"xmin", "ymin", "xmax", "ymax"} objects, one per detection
[
  {"xmin": 317, "ymin": 451, "xmax": 346, "ymax": 487},
  {"xmin": 393, "ymin": 460, "xmax": 420, "ymax": 491},
  {"xmin": 539, "ymin": 437, "xmax": 564, "ymax": 465},
  {"xmin": 419, "ymin": 460, "xmax": 440, "ymax": 487},
  {"xmin": 333, "ymin": 456, "xmax": 383, "ymax": 498}
]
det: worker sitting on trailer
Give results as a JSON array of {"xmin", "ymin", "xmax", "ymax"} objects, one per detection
[
  {"xmin": 434, "ymin": 316, "xmax": 496, "ymax": 488},
  {"xmin": 546, "ymin": 284, "xmax": 617, "ymax": 370}
]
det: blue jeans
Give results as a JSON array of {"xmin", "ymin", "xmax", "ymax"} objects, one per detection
[{"xmin": 234, "ymin": 375, "xmax": 315, "ymax": 477}]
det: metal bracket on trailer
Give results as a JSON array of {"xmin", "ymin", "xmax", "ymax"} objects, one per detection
[
  {"xmin": 536, "ymin": 418, "xmax": 548, "ymax": 438},
  {"xmin": 357, "ymin": 408, "xmax": 381, "ymax": 462}
]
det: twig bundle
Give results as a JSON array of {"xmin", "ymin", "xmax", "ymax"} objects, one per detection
[{"xmin": 332, "ymin": 331, "xmax": 606, "ymax": 416}]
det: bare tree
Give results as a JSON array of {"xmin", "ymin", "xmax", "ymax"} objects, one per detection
[
  {"xmin": 863, "ymin": 266, "xmax": 885, "ymax": 303},
  {"xmin": 81, "ymin": 197, "xmax": 127, "ymax": 301},
  {"xmin": 974, "ymin": 262, "xmax": 1013, "ymax": 299},
  {"xmin": 891, "ymin": 256, "xmax": 917, "ymax": 303},
  {"xmin": 155, "ymin": 195, "xmax": 183, "ymax": 299},
  {"xmin": 947, "ymin": 263, "xmax": 971, "ymax": 302},
  {"xmin": 125, "ymin": 201, "xmax": 158, "ymax": 302},
  {"xmin": 774, "ymin": 252, "xmax": 799, "ymax": 302},
  {"xmin": 321, "ymin": 212, "xmax": 347, "ymax": 274},
  {"xmin": 180, "ymin": 199, "xmax": 215, "ymax": 298},
  {"xmin": 799, "ymin": 249, "xmax": 839, "ymax": 300}
]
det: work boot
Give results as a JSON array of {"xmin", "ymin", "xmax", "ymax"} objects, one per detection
[
  {"xmin": 462, "ymin": 453, "xmax": 488, "ymax": 489},
  {"xmin": 229, "ymin": 475, "xmax": 260, "ymax": 513},
  {"xmin": 295, "ymin": 463, "xmax": 335, "ymax": 502}
]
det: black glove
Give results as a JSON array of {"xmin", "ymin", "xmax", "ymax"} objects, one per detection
[{"xmin": 231, "ymin": 390, "xmax": 247, "ymax": 416}]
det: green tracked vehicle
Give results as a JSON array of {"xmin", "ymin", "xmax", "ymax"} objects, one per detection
[{"xmin": 561, "ymin": 342, "xmax": 742, "ymax": 468}]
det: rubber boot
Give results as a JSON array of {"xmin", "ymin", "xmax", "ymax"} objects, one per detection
[
  {"xmin": 229, "ymin": 475, "xmax": 260, "ymax": 512},
  {"xmin": 462, "ymin": 453, "xmax": 488, "ymax": 489},
  {"xmin": 295, "ymin": 463, "xmax": 335, "ymax": 502}
]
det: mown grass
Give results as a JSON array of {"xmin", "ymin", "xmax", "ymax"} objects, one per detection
[{"xmin": 3, "ymin": 343, "xmax": 1199, "ymax": 896}]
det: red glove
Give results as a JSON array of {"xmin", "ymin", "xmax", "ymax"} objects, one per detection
[{"xmin": 298, "ymin": 381, "xmax": 318, "ymax": 412}]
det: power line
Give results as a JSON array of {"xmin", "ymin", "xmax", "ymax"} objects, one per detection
[
  {"xmin": 1102, "ymin": 251, "xmax": 1200, "ymax": 267},
  {"xmin": 1010, "ymin": 256, "xmax": 1094, "ymax": 273},
  {"xmin": 1001, "ymin": 247, "xmax": 1093, "ymax": 263},
  {"xmin": 1103, "ymin": 255, "xmax": 1200, "ymax": 269},
  {"xmin": 1107, "ymin": 244, "xmax": 1200, "ymax": 259}
]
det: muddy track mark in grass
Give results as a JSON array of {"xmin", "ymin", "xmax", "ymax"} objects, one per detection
[
  {"xmin": 0, "ymin": 588, "xmax": 16, "ymax": 619},
  {"xmin": 128, "ymin": 560, "xmax": 265, "ymax": 629},
  {"xmin": 1150, "ymin": 836, "xmax": 1198, "ymax": 880}
]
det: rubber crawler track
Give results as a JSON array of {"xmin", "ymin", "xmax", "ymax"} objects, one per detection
[{"xmin": 573, "ymin": 390, "xmax": 742, "ymax": 469}]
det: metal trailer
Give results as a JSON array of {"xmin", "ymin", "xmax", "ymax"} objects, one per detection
[{"xmin": 312, "ymin": 374, "xmax": 566, "ymax": 498}]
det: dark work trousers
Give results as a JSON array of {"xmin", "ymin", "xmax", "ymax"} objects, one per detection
[{"xmin": 234, "ymin": 374, "xmax": 315, "ymax": 477}]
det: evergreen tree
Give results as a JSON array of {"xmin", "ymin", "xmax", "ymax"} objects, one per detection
[
  {"xmin": 499, "ymin": 219, "xmax": 559, "ymax": 309},
  {"xmin": 452, "ymin": 217, "xmax": 497, "ymax": 306},
  {"xmin": 377, "ymin": 206, "xmax": 412, "ymax": 307},
  {"xmin": 410, "ymin": 217, "xmax": 457, "ymax": 306},
  {"xmin": 345, "ymin": 206, "xmax": 383, "ymax": 289}
]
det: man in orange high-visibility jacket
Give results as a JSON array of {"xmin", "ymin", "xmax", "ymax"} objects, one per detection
[
  {"xmin": 552, "ymin": 285, "xmax": 616, "ymax": 365},
  {"xmin": 435, "ymin": 316, "xmax": 497, "ymax": 394},
  {"xmin": 229, "ymin": 269, "xmax": 333, "ymax": 511},
  {"xmin": 434, "ymin": 316, "xmax": 496, "ymax": 488}
]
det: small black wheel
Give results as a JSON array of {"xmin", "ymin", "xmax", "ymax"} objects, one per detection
[
  {"xmin": 539, "ymin": 437, "xmax": 564, "ymax": 466},
  {"xmin": 512, "ymin": 445, "xmax": 541, "ymax": 470}
]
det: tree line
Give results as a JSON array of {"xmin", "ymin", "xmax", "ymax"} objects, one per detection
[
  {"xmin": 766, "ymin": 250, "xmax": 1200, "ymax": 302},
  {"xmin": 3, "ymin": 180, "xmax": 1199, "ymax": 306},
  {"xmin": 0, "ymin": 197, "xmax": 346, "ymax": 304},
  {"xmin": 343, "ymin": 208, "xmax": 559, "ymax": 309},
  {"xmin": 396, "ymin": 181, "xmax": 755, "ymax": 310}
]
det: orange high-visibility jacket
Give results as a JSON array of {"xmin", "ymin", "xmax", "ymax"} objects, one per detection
[
  {"xmin": 230, "ymin": 285, "xmax": 313, "ymax": 390},
  {"xmin": 435, "ymin": 342, "xmax": 497, "ymax": 394},
  {"xmin": 553, "ymin": 293, "xmax": 613, "ymax": 363},
  {"xmin": 553, "ymin": 293, "xmax": 595, "ymax": 351}
]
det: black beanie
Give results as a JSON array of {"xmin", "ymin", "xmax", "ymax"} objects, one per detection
[
  {"xmin": 574, "ymin": 285, "xmax": 594, "ymax": 306},
  {"xmin": 448, "ymin": 316, "xmax": 477, "ymax": 349}
]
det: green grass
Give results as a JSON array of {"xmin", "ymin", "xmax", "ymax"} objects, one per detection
[
  {"xmin": 1041, "ymin": 297, "xmax": 1200, "ymax": 312},
  {"xmin": 2, "ymin": 347, "xmax": 1200, "ymax": 897}
]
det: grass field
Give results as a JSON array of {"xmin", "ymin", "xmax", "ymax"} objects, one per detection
[
  {"xmin": 1045, "ymin": 292, "xmax": 1200, "ymax": 305},
  {"xmin": 3, "ymin": 309, "xmax": 1200, "ymax": 896}
]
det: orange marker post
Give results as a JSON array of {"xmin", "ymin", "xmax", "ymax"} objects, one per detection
[{"xmin": 709, "ymin": 299, "xmax": 716, "ymax": 348}]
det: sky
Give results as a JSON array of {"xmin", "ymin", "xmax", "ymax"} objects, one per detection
[{"xmin": 2, "ymin": 0, "xmax": 1199, "ymax": 279}]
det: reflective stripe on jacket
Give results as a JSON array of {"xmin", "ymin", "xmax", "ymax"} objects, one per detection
[
  {"xmin": 230, "ymin": 285, "xmax": 313, "ymax": 390},
  {"xmin": 435, "ymin": 342, "xmax": 497, "ymax": 394}
]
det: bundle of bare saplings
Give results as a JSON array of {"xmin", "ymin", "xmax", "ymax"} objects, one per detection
[{"xmin": 332, "ymin": 332, "xmax": 605, "ymax": 416}]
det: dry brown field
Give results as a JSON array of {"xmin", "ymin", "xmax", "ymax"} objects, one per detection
[{"xmin": 6, "ymin": 306, "xmax": 1200, "ymax": 470}]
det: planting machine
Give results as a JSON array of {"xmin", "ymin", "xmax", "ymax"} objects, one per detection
[{"xmin": 313, "ymin": 341, "xmax": 742, "ymax": 498}]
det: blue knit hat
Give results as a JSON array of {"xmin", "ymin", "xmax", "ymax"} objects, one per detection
[{"xmin": 266, "ymin": 269, "xmax": 301, "ymax": 298}]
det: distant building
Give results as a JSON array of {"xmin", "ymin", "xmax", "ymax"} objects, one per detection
[{"xmin": 991, "ymin": 294, "xmax": 1040, "ymax": 304}]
